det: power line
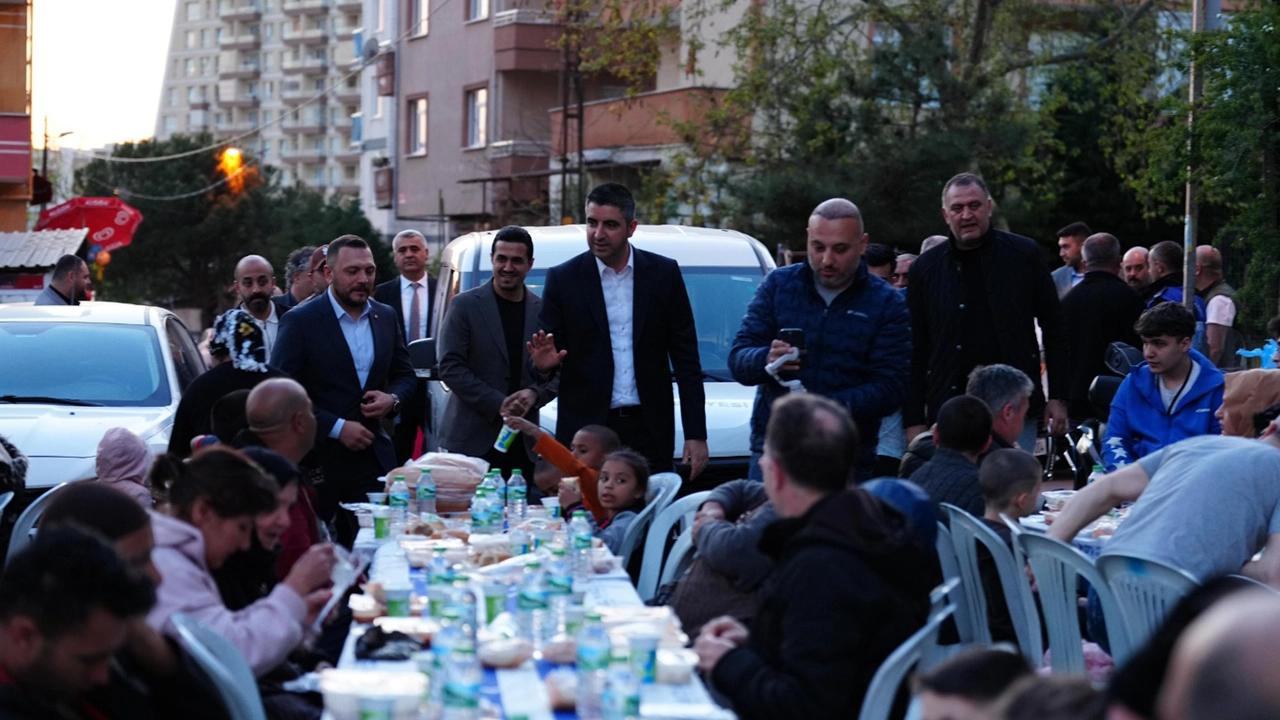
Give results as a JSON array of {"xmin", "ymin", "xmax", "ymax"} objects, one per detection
[
  {"xmin": 78, "ymin": 0, "xmax": 457, "ymax": 165},
  {"xmin": 84, "ymin": 161, "xmax": 255, "ymax": 201}
]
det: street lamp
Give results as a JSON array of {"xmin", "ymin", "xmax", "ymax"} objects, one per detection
[{"xmin": 40, "ymin": 117, "xmax": 73, "ymax": 211}]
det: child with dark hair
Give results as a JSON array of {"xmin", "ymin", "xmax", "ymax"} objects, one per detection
[
  {"xmin": 502, "ymin": 415, "xmax": 620, "ymax": 524},
  {"xmin": 593, "ymin": 449, "xmax": 651, "ymax": 555},
  {"xmin": 977, "ymin": 448, "xmax": 1043, "ymax": 644},
  {"xmin": 993, "ymin": 675, "xmax": 1106, "ymax": 720},
  {"xmin": 1103, "ymin": 301, "xmax": 1224, "ymax": 470},
  {"xmin": 914, "ymin": 647, "xmax": 1032, "ymax": 720},
  {"xmin": 908, "ymin": 395, "xmax": 993, "ymax": 517}
]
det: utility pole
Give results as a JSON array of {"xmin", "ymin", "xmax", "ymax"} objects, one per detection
[
  {"xmin": 558, "ymin": 2, "xmax": 585, "ymax": 224},
  {"xmin": 1182, "ymin": 0, "xmax": 1220, "ymax": 308}
]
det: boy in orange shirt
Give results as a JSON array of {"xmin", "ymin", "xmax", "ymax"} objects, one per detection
[{"xmin": 502, "ymin": 416, "xmax": 620, "ymax": 524}]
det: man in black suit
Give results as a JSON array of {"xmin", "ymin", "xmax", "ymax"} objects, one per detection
[
  {"xmin": 1060, "ymin": 232, "xmax": 1144, "ymax": 421},
  {"xmin": 272, "ymin": 235, "xmax": 416, "ymax": 545},
  {"xmin": 531, "ymin": 183, "xmax": 708, "ymax": 478},
  {"xmin": 373, "ymin": 229, "xmax": 437, "ymax": 462}
]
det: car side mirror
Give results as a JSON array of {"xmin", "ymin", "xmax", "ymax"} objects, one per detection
[{"xmin": 409, "ymin": 338, "xmax": 437, "ymax": 379}]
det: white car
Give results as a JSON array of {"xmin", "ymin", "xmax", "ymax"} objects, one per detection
[
  {"xmin": 0, "ymin": 302, "xmax": 206, "ymax": 496},
  {"xmin": 421, "ymin": 224, "xmax": 775, "ymax": 480}
]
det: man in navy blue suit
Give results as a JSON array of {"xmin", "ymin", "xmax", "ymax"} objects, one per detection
[
  {"xmin": 272, "ymin": 234, "xmax": 416, "ymax": 544},
  {"xmin": 531, "ymin": 183, "xmax": 708, "ymax": 479}
]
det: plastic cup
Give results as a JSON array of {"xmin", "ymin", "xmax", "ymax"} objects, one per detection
[
  {"xmin": 541, "ymin": 496, "xmax": 561, "ymax": 519},
  {"xmin": 367, "ymin": 492, "xmax": 388, "ymax": 505},
  {"xmin": 493, "ymin": 425, "xmax": 519, "ymax": 453},
  {"xmin": 373, "ymin": 506, "xmax": 390, "ymax": 539},
  {"xmin": 629, "ymin": 632, "xmax": 660, "ymax": 684}
]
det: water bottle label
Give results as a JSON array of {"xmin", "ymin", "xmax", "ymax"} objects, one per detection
[
  {"xmin": 547, "ymin": 575, "xmax": 572, "ymax": 596},
  {"xmin": 573, "ymin": 533, "xmax": 593, "ymax": 550},
  {"xmin": 577, "ymin": 643, "xmax": 609, "ymax": 671},
  {"xmin": 509, "ymin": 486, "xmax": 527, "ymax": 502},
  {"xmin": 390, "ymin": 494, "xmax": 409, "ymax": 509},
  {"xmin": 517, "ymin": 590, "xmax": 549, "ymax": 611},
  {"xmin": 417, "ymin": 485, "xmax": 436, "ymax": 500},
  {"xmin": 442, "ymin": 681, "xmax": 480, "ymax": 709}
]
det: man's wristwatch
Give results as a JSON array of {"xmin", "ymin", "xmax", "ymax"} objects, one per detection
[{"xmin": 391, "ymin": 396, "xmax": 402, "ymax": 416}]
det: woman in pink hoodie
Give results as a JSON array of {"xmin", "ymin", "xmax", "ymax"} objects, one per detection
[
  {"xmin": 146, "ymin": 447, "xmax": 336, "ymax": 678},
  {"xmin": 96, "ymin": 427, "xmax": 155, "ymax": 507}
]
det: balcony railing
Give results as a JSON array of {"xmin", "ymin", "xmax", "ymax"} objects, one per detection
[
  {"xmin": 220, "ymin": 3, "xmax": 261, "ymax": 21},
  {"xmin": 283, "ymin": 26, "xmax": 328, "ymax": 44},
  {"xmin": 282, "ymin": 0, "xmax": 328, "ymax": 15},
  {"xmin": 283, "ymin": 57, "xmax": 329, "ymax": 74},
  {"xmin": 492, "ymin": 9, "xmax": 560, "ymax": 72},
  {"xmin": 549, "ymin": 87, "xmax": 737, "ymax": 155}
]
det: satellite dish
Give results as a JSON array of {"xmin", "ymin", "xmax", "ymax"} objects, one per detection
[{"xmin": 362, "ymin": 35, "xmax": 381, "ymax": 62}]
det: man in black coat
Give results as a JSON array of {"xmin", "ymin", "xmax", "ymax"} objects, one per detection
[
  {"xmin": 530, "ymin": 183, "xmax": 708, "ymax": 477},
  {"xmin": 372, "ymin": 229, "xmax": 437, "ymax": 462},
  {"xmin": 272, "ymin": 235, "xmax": 416, "ymax": 545},
  {"xmin": 905, "ymin": 172, "xmax": 1068, "ymax": 450},
  {"xmin": 693, "ymin": 394, "xmax": 937, "ymax": 719},
  {"xmin": 1060, "ymin": 233, "xmax": 1143, "ymax": 421}
]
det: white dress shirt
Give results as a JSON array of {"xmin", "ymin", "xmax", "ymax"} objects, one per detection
[
  {"xmin": 399, "ymin": 275, "xmax": 429, "ymax": 341},
  {"xmin": 248, "ymin": 302, "xmax": 280, "ymax": 358},
  {"xmin": 597, "ymin": 249, "xmax": 640, "ymax": 408},
  {"xmin": 326, "ymin": 287, "xmax": 374, "ymax": 439}
]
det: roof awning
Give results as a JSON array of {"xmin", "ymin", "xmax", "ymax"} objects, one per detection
[{"xmin": 0, "ymin": 229, "xmax": 89, "ymax": 270}]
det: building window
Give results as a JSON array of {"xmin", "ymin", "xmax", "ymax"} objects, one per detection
[
  {"xmin": 185, "ymin": 30, "xmax": 198, "ymax": 49},
  {"xmin": 184, "ymin": 58, "xmax": 195, "ymax": 78},
  {"xmin": 166, "ymin": 88, "xmax": 176, "ymax": 107},
  {"xmin": 465, "ymin": 0, "xmax": 488, "ymax": 22},
  {"xmin": 185, "ymin": 1, "xmax": 201, "ymax": 21},
  {"xmin": 408, "ymin": 0, "xmax": 428, "ymax": 37},
  {"xmin": 407, "ymin": 97, "xmax": 428, "ymax": 155},
  {"xmin": 464, "ymin": 87, "xmax": 487, "ymax": 148}
]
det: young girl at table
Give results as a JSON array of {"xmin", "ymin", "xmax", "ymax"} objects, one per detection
[{"xmin": 588, "ymin": 449, "xmax": 652, "ymax": 556}]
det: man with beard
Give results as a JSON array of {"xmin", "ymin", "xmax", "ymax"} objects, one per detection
[
  {"xmin": 0, "ymin": 528, "xmax": 155, "ymax": 719},
  {"xmin": 35, "ymin": 254, "xmax": 91, "ymax": 306},
  {"xmin": 729, "ymin": 198, "xmax": 910, "ymax": 478},
  {"xmin": 235, "ymin": 254, "xmax": 286, "ymax": 357},
  {"xmin": 374, "ymin": 230, "xmax": 437, "ymax": 462},
  {"xmin": 1122, "ymin": 246, "xmax": 1151, "ymax": 293},
  {"xmin": 438, "ymin": 225, "xmax": 556, "ymax": 478},
  {"xmin": 271, "ymin": 235, "xmax": 416, "ymax": 545}
]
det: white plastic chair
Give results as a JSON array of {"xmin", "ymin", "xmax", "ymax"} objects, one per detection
[
  {"xmin": 5, "ymin": 483, "xmax": 68, "ymax": 567},
  {"xmin": 615, "ymin": 472, "xmax": 682, "ymax": 569},
  {"xmin": 170, "ymin": 613, "xmax": 268, "ymax": 720},
  {"xmin": 637, "ymin": 490, "xmax": 711, "ymax": 601},
  {"xmin": 858, "ymin": 604, "xmax": 955, "ymax": 720},
  {"xmin": 0, "ymin": 491, "xmax": 13, "ymax": 518},
  {"xmin": 1098, "ymin": 553, "xmax": 1199, "ymax": 651},
  {"xmin": 943, "ymin": 504, "xmax": 1043, "ymax": 666},
  {"xmin": 934, "ymin": 522, "xmax": 979, "ymax": 644},
  {"xmin": 1019, "ymin": 532, "xmax": 1133, "ymax": 670}
]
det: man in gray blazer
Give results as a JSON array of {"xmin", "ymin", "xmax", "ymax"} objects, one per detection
[
  {"xmin": 437, "ymin": 226, "xmax": 556, "ymax": 477},
  {"xmin": 1051, "ymin": 221, "xmax": 1091, "ymax": 299},
  {"xmin": 34, "ymin": 255, "xmax": 90, "ymax": 306}
]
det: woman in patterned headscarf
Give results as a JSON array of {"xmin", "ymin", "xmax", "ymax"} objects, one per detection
[{"xmin": 167, "ymin": 309, "xmax": 286, "ymax": 457}]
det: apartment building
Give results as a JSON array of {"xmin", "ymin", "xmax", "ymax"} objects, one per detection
[
  {"xmin": 155, "ymin": 0, "xmax": 363, "ymax": 197},
  {"xmin": 352, "ymin": 0, "xmax": 747, "ymax": 242},
  {"xmin": 0, "ymin": 0, "xmax": 32, "ymax": 231}
]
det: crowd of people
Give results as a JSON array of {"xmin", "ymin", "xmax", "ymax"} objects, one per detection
[{"xmin": 3, "ymin": 174, "xmax": 1280, "ymax": 719}]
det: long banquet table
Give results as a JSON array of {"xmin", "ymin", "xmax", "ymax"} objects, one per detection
[{"xmin": 334, "ymin": 529, "xmax": 734, "ymax": 719}]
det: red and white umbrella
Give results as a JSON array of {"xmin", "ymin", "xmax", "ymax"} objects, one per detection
[{"xmin": 34, "ymin": 196, "xmax": 143, "ymax": 253}]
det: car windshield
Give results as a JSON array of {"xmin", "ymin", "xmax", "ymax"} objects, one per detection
[
  {"xmin": 0, "ymin": 322, "xmax": 172, "ymax": 407},
  {"xmin": 468, "ymin": 267, "xmax": 763, "ymax": 379}
]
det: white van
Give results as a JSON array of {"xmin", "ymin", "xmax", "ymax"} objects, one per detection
[{"xmin": 419, "ymin": 224, "xmax": 775, "ymax": 481}]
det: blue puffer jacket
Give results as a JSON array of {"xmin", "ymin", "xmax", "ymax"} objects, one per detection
[
  {"xmin": 729, "ymin": 261, "xmax": 911, "ymax": 471},
  {"xmin": 1102, "ymin": 349, "xmax": 1224, "ymax": 470}
]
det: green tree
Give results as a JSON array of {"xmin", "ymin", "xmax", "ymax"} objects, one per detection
[
  {"xmin": 647, "ymin": 0, "xmax": 1171, "ymax": 253},
  {"xmin": 1111, "ymin": 0, "xmax": 1280, "ymax": 337}
]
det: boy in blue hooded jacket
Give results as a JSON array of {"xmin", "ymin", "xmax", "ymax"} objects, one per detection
[{"xmin": 1103, "ymin": 302, "xmax": 1224, "ymax": 470}]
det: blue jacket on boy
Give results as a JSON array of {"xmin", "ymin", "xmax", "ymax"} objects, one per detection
[{"xmin": 1102, "ymin": 349, "xmax": 1224, "ymax": 470}]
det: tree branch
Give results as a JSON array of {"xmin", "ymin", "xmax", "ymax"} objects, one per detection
[{"xmin": 998, "ymin": 0, "xmax": 1160, "ymax": 75}]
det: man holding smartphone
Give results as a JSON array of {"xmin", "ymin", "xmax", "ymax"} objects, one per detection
[{"xmin": 729, "ymin": 198, "xmax": 912, "ymax": 480}]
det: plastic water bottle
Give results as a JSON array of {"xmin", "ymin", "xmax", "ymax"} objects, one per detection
[
  {"xmin": 430, "ymin": 607, "xmax": 464, "ymax": 707},
  {"xmin": 388, "ymin": 475, "xmax": 410, "ymax": 523},
  {"xmin": 469, "ymin": 487, "xmax": 489, "ymax": 534},
  {"xmin": 416, "ymin": 469, "xmax": 437, "ymax": 515},
  {"xmin": 516, "ymin": 561, "xmax": 549, "ymax": 649},
  {"xmin": 576, "ymin": 611, "xmax": 610, "ymax": 720},
  {"xmin": 601, "ymin": 649, "xmax": 641, "ymax": 720},
  {"xmin": 569, "ymin": 509, "xmax": 594, "ymax": 583},
  {"xmin": 546, "ymin": 547, "xmax": 573, "ymax": 633},
  {"xmin": 441, "ymin": 646, "xmax": 481, "ymax": 720},
  {"xmin": 510, "ymin": 526, "xmax": 531, "ymax": 556},
  {"xmin": 507, "ymin": 468, "xmax": 528, "ymax": 521},
  {"xmin": 494, "ymin": 471, "xmax": 508, "ymax": 511},
  {"xmin": 427, "ymin": 548, "xmax": 451, "ymax": 618}
]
